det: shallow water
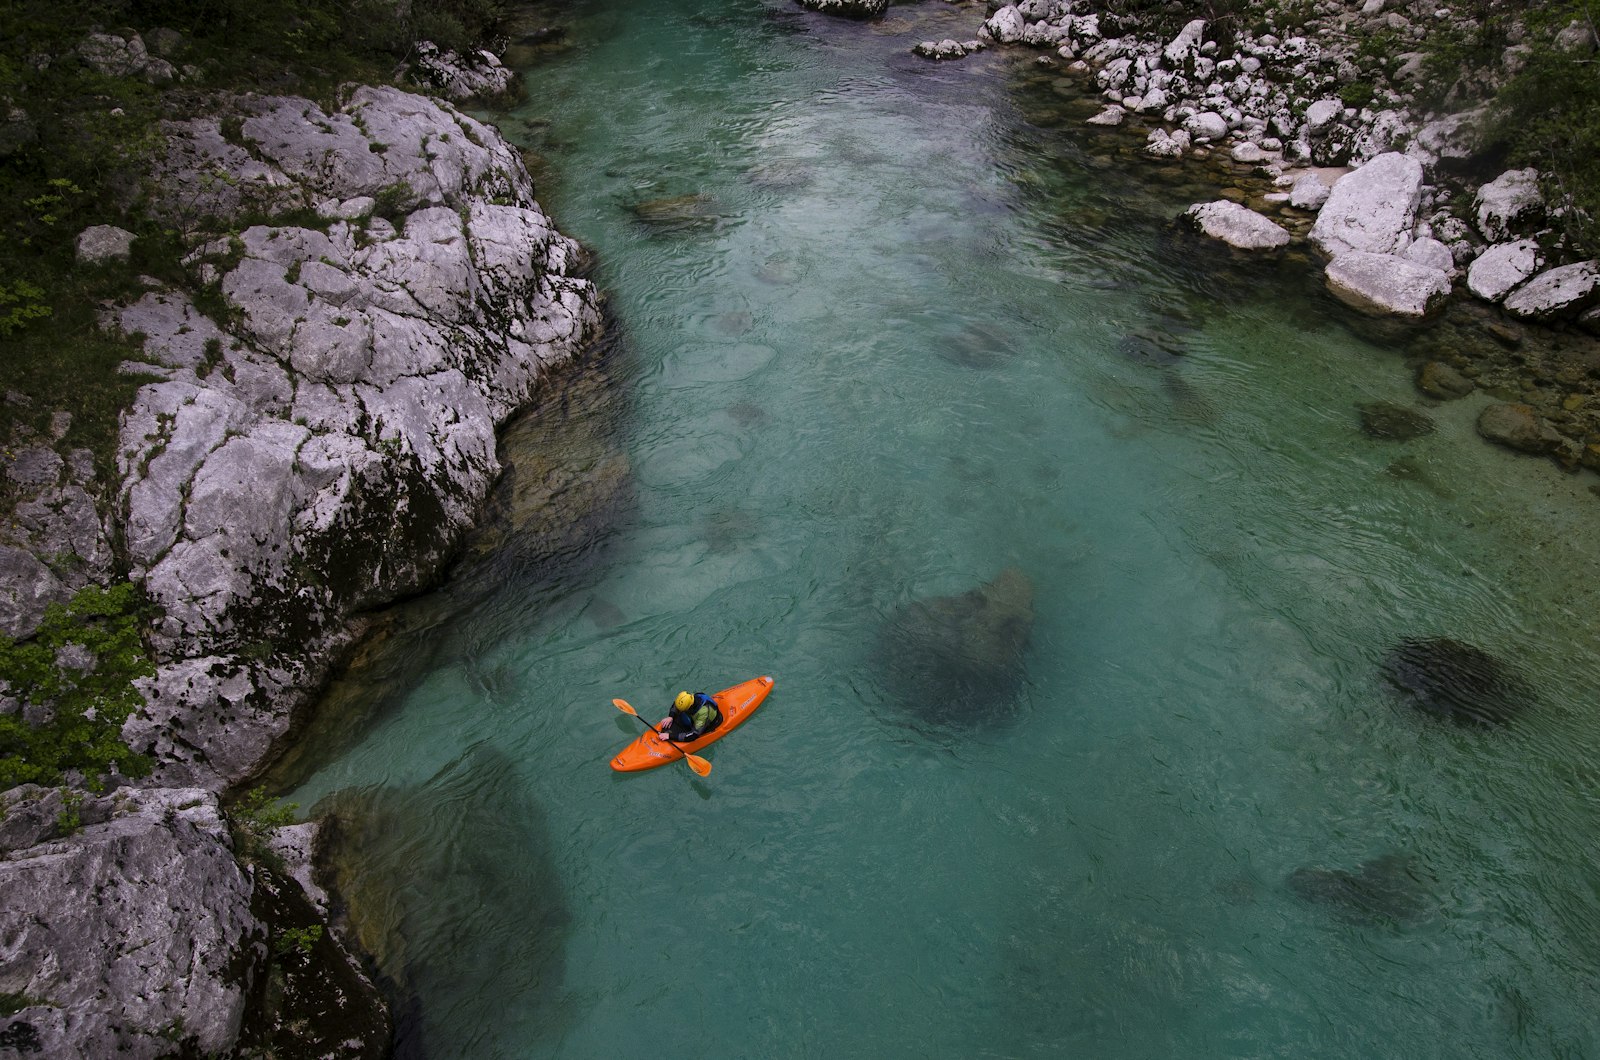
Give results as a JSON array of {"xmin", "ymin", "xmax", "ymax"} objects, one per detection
[{"xmin": 284, "ymin": 1, "xmax": 1600, "ymax": 1055}]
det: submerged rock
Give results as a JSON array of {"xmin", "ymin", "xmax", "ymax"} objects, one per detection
[
  {"xmin": 1414, "ymin": 360, "xmax": 1473, "ymax": 400},
  {"xmin": 877, "ymin": 566, "xmax": 1035, "ymax": 724},
  {"xmin": 1380, "ymin": 636, "xmax": 1530, "ymax": 726},
  {"xmin": 1476, "ymin": 403, "xmax": 1568, "ymax": 457},
  {"xmin": 315, "ymin": 748, "xmax": 570, "ymax": 1056},
  {"xmin": 1288, "ymin": 853, "xmax": 1427, "ymax": 927},
  {"xmin": 629, "ymin": 193, "xmax": 723, "ymax": 233},
  {"xmin": 1357, "ymin": 401, "xmax": 1435, "ymax": 441}
]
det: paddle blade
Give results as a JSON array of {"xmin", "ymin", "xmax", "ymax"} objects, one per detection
[
  {"xmin": 612, "ymin": 698, "xmax": 639, "ymax": 716},
  {"xmin": 684, "ymin": 752, "xmax": 712, "ymax": 777}
]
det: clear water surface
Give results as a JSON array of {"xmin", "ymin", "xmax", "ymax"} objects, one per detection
[{"xmin": 282, "ymin": 1, "xmax": 1600, "ymax": 1055}]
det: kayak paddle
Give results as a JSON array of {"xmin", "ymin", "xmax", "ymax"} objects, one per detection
[{"xmin": 612, "ymin": 698, "xmax": 713, "ymax": 777}]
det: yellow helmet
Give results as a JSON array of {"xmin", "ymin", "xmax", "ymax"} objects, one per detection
[{"xmin": 674, "ymin": 691, "xmax": 694, "ymax": 710}]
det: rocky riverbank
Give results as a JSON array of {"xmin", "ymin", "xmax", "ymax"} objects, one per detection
[
  {"xmin": 887, "ymin": 0, "xmax": 1600, "ymax": 479},
  {"xmin": 1, "ymin": 36, "xmax": 601, "ymax": 1055}
]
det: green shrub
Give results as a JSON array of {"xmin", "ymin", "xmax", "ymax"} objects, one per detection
[
  {"xmin": 0, "ymin": 583, "xmax": 156, "ymax": 792},
  {"xmin": 1482, "ymin": 2, "xmax": 1600, "ymax": 253},
  {"xmin": 228, "ymin": 785, "xmax": 299, "ymax": 867}
]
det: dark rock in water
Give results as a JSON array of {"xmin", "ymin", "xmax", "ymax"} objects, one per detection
[
  {"xmin": 629, "ymin": 194, "xmax": 721, "ymax": 233},
  {"xmin": 1116, "ymin": 327, "xmax": 1187, "ymax": 366},
  {"xmin": 1358, "ymin": 400, "xmax": 1436, "ymax": 441},
  {"xmin": 1383, "ymin": 455, "xmax": 1453, "ymax": 498},
  {"xmin": 1287, "ymin": 853, "xmax": 1427, "ymax": 927},
  {"xmin": 1476, "ymin": 402, "xmax": 1567, "ymax": 457},
  {"xmin": 1415, "ymin": 360, "xmax": 1474, "ymax": 400},
  {"xmin": 726, "ymin": 401, "xmax": 766, "ymax": 428},
  {"xmin": 1161, "ymin": 373, "xmax": 1219, "ymax": 425},
  {"xmin": 704, "ymin": 508, "xmax": 758, "ymax": 554},
  {"xmin": 937, "ymin": 321, "xmax": 1011, "ymax": 369},
  {"xmin": 1382, "ymin": 636, "xmax": 1530, "ymax": 726},
  {"xmin": 877, "ymin": 566, "xmax": 1035, "ymax": 724},
  {"xmin": 714, "ymin": 311, "xmax": 754, "ymax": 337},
  {"xmin": 586, "ymin": 597, "xmax": 626, "ymax": 629},
  {"xmin": 315, "ymin": 747, "xmax": 572, "ymax": 1056}
]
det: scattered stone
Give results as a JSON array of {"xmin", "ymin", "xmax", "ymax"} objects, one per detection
[
  {"xmin": 914, "ymin": 39, "xmax": 969, "ymax": 60},
  {"xmin": 1415, "ymin": 360, "xmax": 1473, "ymax": 400},
  {"xmin": 1183, "ymin": 111, "xmax": 1229, "ymax": 143},
  {"xmin": 1289, "ymin": 171, "xmax": 1331, "ymax": 210},
  {"xmin": 1085, "ymin": 104, "xmax": 1125, "ymax": 126},
  {"xmin": 74, "ymin": 224, "xmax": 136, "ymax": 265},
  {"xmin": 802, "ymin": 0, "xmax": 890, "ymax": 15},
  {"xmin": 1358, "ymin": 400, "xmax": 1435, "ymax": 440},
  {"xmin": 1465, "ymin": 239, "xmax": 1543, "ymax": 302},
  {"xmin": 1381, "ymin": 636, "xmax": 1531, "ymax": 725},
  {"xmin": 1183, "ymin": 200, "xmax": 1291, "ymax": 251},
  {"xmin": 1231, "ymin": 141, "xmax": 1269, "ymax": 164},
  {"xmin": 1476, "ymin": 402, "xmax": 1567, "ymax": 456},
  {"xmin": 1403, "ymin": 236, "xmax": 1455, "ymax": 275},
  {"xmin": 411, "ymin": 40, "xmax": 514, "ymax": 101}
]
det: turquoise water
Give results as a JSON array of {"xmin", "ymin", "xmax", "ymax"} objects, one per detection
[{"xmin": 284, "ymin": 2, "xmax": 1600, "ymax": 1056}]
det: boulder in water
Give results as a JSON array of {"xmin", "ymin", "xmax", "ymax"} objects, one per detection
[
  {"xmin": 629, "ymin": 193, "xmax": 721, "ymax": 233},
  {"xmin": 877, "ymin": 566, "xmax": 1035, "ymax": 724},
  {"xmin": 1380, "ymin": 636, "xmax": 1530, "ymax": 726},
  {"xmin": 1288, "ymin": 853, "xmax": 1427, "ymax": 927},
  {"xmin": 1357, "ymin": 401, "xmax": 1435, "ymax": 441}
]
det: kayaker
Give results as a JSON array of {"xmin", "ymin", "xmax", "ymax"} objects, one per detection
[{"xmin": 659, "ymin": 690, "xmax": 722, "ymax": 742}]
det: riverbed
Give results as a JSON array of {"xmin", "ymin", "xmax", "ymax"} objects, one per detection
[{"xmin": 281, "ymin": 1, "xmax": 1600, "ymax": 1055}]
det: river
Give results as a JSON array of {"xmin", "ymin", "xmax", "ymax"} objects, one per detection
[{"xmin": 279, "ymin": 1, "xmax": 1600, "ymax": 1055}]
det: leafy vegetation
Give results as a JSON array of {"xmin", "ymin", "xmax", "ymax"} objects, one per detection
[
  {"xmin": 0, "ymin": 582, "xmax": 155, "ymax": 791},
  {"xmin": 1482, "ymin": 2, "xmax": 1600, "ymax": 253},
  {"xmin": 228, "ymin": 785, "xmax": 299, "ymax": 868}
]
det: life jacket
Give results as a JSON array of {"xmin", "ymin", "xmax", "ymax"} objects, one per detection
[{"xmin": 672, "ymin": 693, "xmax": 721, "ymax": 735}]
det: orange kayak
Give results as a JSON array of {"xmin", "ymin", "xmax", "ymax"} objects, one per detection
[{"xmin": 610, "ymin": 675, "xmax": 774, "ymax": 772}]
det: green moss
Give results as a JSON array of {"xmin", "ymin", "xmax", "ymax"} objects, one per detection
[{"xmin": 0, "ymin": 582, "xmax": 156, "ymax": 792}]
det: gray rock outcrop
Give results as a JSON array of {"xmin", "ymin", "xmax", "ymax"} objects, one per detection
[
  {"xmin": 3, "ymin": 82, "xmax": 599, "ymax": 1060},
  {"xmin": 1, "ymin": 441, "xmax": 115, "ymax": 638},
  {"xmin": 118, "ymin": 85, "xmax": 600, "ymax": 790},
  {"xmin": 1184, "ymin": 200, "xmax": 1291, "ymax": 251},
  {"xmin": 0, "ymin": 787, "xmax": 258, "ymax": 1057},
  {"xmin": 410, "ymin": 40, "xmax": 515, "ymax": 101}
]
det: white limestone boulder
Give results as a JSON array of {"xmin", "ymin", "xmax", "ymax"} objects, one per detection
[
  {"xmin": 1309, "ymin": 152, "xmax": 1424, "ymax": 259},
  {"xmin": 1289, "ymin": 171, "xmax": 1331, "ymax": 210},
  {"xmin": 1475, "ymin": 168, "xmax": 1543, "ymax": 242},
  {"xmin": 1502, "ymin": 260, "xmax": 1600, "ymax": 320},
  {"xmin": 1324, "ymin": 251, "xmax": 1452, "ymax": 318},
  {"xmin": 1466, "ymin": 239, "xmax": 1544, "ymax": 303},
  {"xmin": 1184, "ymin": 200, "xmax": 1291, "ymax": 251},
  {"xmin": 75, "ymin": 224, "xmax": 136, "ymax": 265}
]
